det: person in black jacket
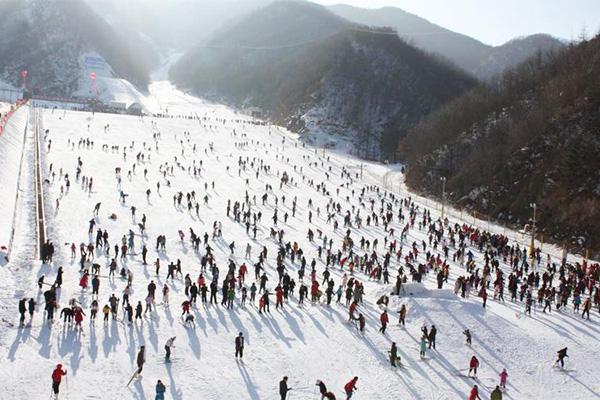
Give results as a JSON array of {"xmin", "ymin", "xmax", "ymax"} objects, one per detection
[
  {"xmin": 55, "ymin": 267, "xmax": 63, "ymax": 287},
  {"xmin": 316, "ymin": 380, "xmax": 328, "ymax": 399},
  {"xmin": 279, "ymin": 376, "xmax": 291, "ymax": 400},
  {"xmin": 136, "ymin": 345, "xmax": 146, "ymax": 375},
  {"xmin": 28, "ymin": 298, "xmax": 36, "ymax": 320},
  {"xmin": 190, "ymin": 283, "xmax": 199, "ymax": 304},
  {"xmin": 428, "ymin": 325, "xmax": 437, "ymax": 349},
  {"xmin": 18, "ymin": 298, "xmax": 27, "ymax": 326},
  {"xmin": 555, "ymin": 347, "xmax": 568, "ymax": 368},
  {"xmin": 235, "ymin": 332, "xmax": 244, "ymax": 359}
]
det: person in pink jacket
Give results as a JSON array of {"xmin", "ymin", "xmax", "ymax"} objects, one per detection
[{"xmin": 500, "ymin": 368, "xmax": 508, "ymax": 388}]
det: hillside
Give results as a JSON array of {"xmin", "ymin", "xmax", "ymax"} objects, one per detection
[
  {"xmin": 0, "ymin": 0, "xmax": 159, "ymax": 96},
  {"xmin": 329, "ymin": 4, "xmax": 564, "ymax": 81},
  {"xmin": 476, "ymin": 34, "xmax": 565, "ymax": 81},
  {"xmin": 170, "ymin": 0, "xmax": 475, "ymax": 160},
  {"xmin": 401, "ymin": 35, "xmax": 600, "ymax": 255}
]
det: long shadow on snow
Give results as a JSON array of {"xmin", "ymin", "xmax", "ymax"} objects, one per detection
[
  {"xmin": 327, "ymin": 304, "xmax": 437, "ymax": 399},
  {"xmin": 165, "ymin": 360, "xmax": 183, "ymax": 400},
  {"xmin": 237, "ymin": 361, "xmax": 260, "ymax": 400},
  {"xmin": 131, "ymin": 376, "xmax": 146, "ymax": 400}
]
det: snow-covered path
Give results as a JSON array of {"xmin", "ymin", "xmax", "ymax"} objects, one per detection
[{"xmin": 1, "ymin": 84, "xmax": 599, "ymax": 400}]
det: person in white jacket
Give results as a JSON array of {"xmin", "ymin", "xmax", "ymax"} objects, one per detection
[{"xmin": 165, "ymin": 336, "xmax": 176, "ymax": 361}]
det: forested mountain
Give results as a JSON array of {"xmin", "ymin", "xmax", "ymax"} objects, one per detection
[
  {"xmin": 171, "ymin": 0, "xmax": 475, "ymax": 159},
  {"xmin": 475, "ymin": 34, "xmax": 565, "ymax": 81},
  {"xmin": 401, "ymin": 35, "xmax": 600, "ymax": 254},
  {"xmin": 0, "ymin": 0, "xmax": 159, "ymax": 95}
]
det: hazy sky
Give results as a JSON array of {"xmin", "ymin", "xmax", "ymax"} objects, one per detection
[{"xmin": 313, "ymin": 0, "xmax": 600, "ymax": 45}]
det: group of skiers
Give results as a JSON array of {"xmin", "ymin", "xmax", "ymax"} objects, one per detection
[{"xmin": 32, "ymin": 109, "xmax": 594, "ymax": 400}]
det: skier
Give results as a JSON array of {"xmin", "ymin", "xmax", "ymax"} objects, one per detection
[
  {"xmin": 18, "ymin": 298, "xmax": 27, "ymax": 327},
  {"xmin": 499, "ymin": 368, "xmax": 507, "ymax": 388},
  {"xmin": 554, "ymin": 347, "xmax": 568, "ymax": 369},
  {"xmin": 279, "ymin": 376, "xmax": 292, "ymax": 400},
  {"xmin": 102, "ymin": 304, "xmax": 110, "ymax": 322},
  {"xmin": 163, "ymin": 284, "xmax": 170, "ymax": 305},
  {"xmin": 357, "ymin": 313, "xmax": 366, "ymax": 333},
  {"xmin": 316, "ymin": 380, "xmax": 328, "ymax": 399},
  {"xmin": 490, "ymin": 385, "xmax": 503, "ymax": 400},
  {"xmin": 398, "ymin": 304, "xmax": 406, "ymax": 326},
  {"xmin": 582, "ymin": 297, "xmax": 591, "ymax": 319},
  {"xmin": 463, "ymin": 329, "xmax": 472, "ymax": 346},
  {"xmin": 28, "ymin": 298, "xmax": 36, "ymax": 321},
  {"xmin": 344, "ymin": 376, "xmax": 358, "ymax": 399},
  {"xmin": 165, "ymin": 336, "xmax": 176, "ymax": 361},
  {"xmin": 74, "ymin": 307, "xmax": 85, "ymax": 330},
  {"xmin": 235, "ymin": 332, "xmax": 245, "ymax": 359},
  {"xmin": 51, "ymin": 364, "xmax": 67, "ymax": 398},
  {"xmin": 468, "ymin": 385, "xmax": 481, "ymax": 400},
  {"xmin": 481, "ymin": 288, "xmax": 488, "ymax": 308},
  {"xmin": 543, "ymin": 292, "xmax": 552, "ymax": 313},
  {"xmin": 389, "ymin": 342, "xmax": 399, "ymax": 367},
  {"xmin": 348, "ymin": 301, "xmax": 358, "ymax": 322},
  {"xmin": 419, "ymin": 335, "xmax": 427, "ymax": 358},
  {"xmin": 468, "ymin": 355, "xmax": 480, "ymax": 377},
  {"xmin": 181, "ymin": 300, "xmax": 191, "ymax": 316},
  {"xmin": 428, "ymin": 324, "xmax": 437, "ymax": 349},
  {"xmin": 136, "ymin": 345, "xmax": 146, "ymax": 376},
  {"xmin": 155, "ymin": 379, "xmax": 166, "ymax": 400},
  {"xmin": 379, "ymin": 310, "xmax": 389, "ymax": 334}
]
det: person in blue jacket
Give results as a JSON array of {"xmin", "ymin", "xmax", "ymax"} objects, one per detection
[{"xmin": 155, "ymin": 379, "xmax": 166, "ymax": 400}]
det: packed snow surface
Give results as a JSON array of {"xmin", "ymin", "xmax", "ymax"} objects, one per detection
[
  {"xmin": 0, "ymin": 104, "xmax": 29, "ymax": 254},
  {"xmin": 1, "ymin": 82, "xmax": 599, "ymax": 400}
]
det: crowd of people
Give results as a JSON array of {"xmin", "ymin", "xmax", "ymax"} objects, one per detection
[{"xmin": 15, "ymin": 109, "xmax": 596, "ymax": 399}]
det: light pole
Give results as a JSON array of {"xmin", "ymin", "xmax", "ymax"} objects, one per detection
[
  {"xmin": 529, "ymin": 202, "xmax": 536, "ymax": 260},
  {"xmin": 440, "ymin": 176, "xmax": 447, "ymax": 222}
]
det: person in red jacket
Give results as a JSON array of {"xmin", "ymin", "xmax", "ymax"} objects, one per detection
[
  {"xmin": 344, "ymin": 376, "xmax": 358, "ymax": 399},
  {"xmin": 51, "ymin": 364, "xmax": 67, "ymax": 397},
  {"xmin": 468, "ymin": 384, "xmax": 481, "ymax": 400},
  {"xmin": 358, "ymin": 314, "xmax": 366, "ymax": 333},
  {"xmin": 348, "ymin": 301, "xmax": 358, "ymax": 321},
  {"xmin": 481, "ymin": 289, "xmax": 488, "ymax": 308},
  {"xmin": 311, "ymin": 281, "xmax": 320, "ymax": 302},
  {"xmin": 468, "ymin": 355, "xmax": 480, "ymax": 377},
  {"xmin": 181, "ymin": 300, "xmax": 191, "ymax": 316},
  {"xmin": 238, "ymin": 263, "xmax": 248, "ymax": 287},
  {"xmin": 275, "ymin": 285, "xmax": 284, "ymax": 309},
  {"xmin": 74, "ymin": 307, "xmax": 85, "ymax": 330},
  {"xmin": 79, "ymin": 272, "xmax": 89, "ymax": 290},
  {"xmin": 379, "ymin": 310, "xmax": 389, "ymax": 334}
]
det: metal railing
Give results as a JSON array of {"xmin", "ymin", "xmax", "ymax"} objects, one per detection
[{"xmin": 32, "ymin": 108, "xmax": 47, "ymax": 259}]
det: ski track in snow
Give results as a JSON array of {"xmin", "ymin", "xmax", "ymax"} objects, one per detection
[{"xmin": 0, "ymin": 82, "xmax": 599, "ymax": 400}]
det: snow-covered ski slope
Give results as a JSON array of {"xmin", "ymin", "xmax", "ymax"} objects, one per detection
[
  {"xmin": 0, "ymin": 104, "xmax": 29, "ymax": 257},
  {"xmin": 1, "ymin": 82, "xmax": 599, "ymax": 400}
]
